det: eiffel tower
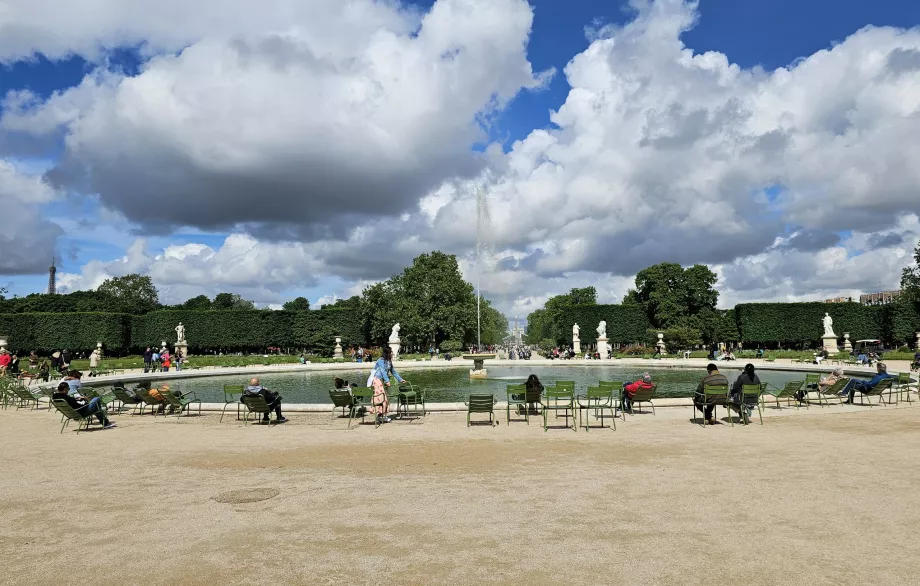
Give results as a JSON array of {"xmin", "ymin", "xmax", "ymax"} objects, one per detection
[{"xmin": 48, "ymin": 257, "xmax": 57, "ymax": 294}]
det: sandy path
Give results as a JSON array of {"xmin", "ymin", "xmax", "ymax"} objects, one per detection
[{"xmin": 1, "ymin": 403, "xmax": 919, "ymax": 585}]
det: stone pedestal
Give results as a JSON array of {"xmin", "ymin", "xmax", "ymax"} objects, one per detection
[
  {"xmin": 333, "ymin": 337, "xmax": 343, "ymax": 360},
  {"xmin": 843, "ymin": 333, "xmax": 852, "ymax": 353},
  {"xmin": 596, "ymin": 337, "xmax": 609, "ymax": 360},
  {"xmin": 463, "ymin": 354, "xmax": 495, "ymax": 379},
  {"xmin": 174, "ymin": 342, "xmax": 188, "ymax": 360},
  {"xmin": 915, "ymin": 332, "xmax": 920, "ymax": 350},
  {"xmin": 822, "ymin": 335, "xmax": 839, "ymax": 355},
  {"xmin": 389, "ymin": 340, "xmax": 401, "ymax": 361},
  {"xmin": 656, "ymin": 332, "xmax": 667, "ymax": 354},
  {"xmin": 573, "ymin": 339, "xmax": 581, "ymax": 354},
  {"xmin": 0, "ymin": 334, "xmax": 8, "ymax": 351}
]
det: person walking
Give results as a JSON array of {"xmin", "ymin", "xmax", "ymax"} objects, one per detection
[{"xmin": 368, "ymin": 346, "xmax": 407, "ymax": 424}]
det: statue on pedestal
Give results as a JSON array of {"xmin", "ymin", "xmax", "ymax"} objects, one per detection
[
  {"xmin": 175, "ymin": 322, "xmax": 186, "ymax": 344},
  {"xmin": 596, "ymin": 321, "xmax": 607, "ymax": 339},
  {"xmin": 572, "ymin": 323, "xmax": 580, "ymax": 341},
  {"xmin": 822, "ymin": 313, "xmax": 835, "ymax": 337},
  {"xmin": 389, "ymin": 323, "xmax": 401, "ymax": 343}
]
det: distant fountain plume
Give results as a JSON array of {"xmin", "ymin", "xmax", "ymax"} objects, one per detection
[{"xmin": 475, "ymin": 184, "xmax": 494, "ymax": 350}]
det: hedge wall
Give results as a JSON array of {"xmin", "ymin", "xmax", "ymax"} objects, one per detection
[
  {"xmin": 555, "ymin": 304, "xmax": 651, "ymax": 344},
  {"xmin": 130, "ymin": 309, "xmax": 365, "ymax": 353},
  {"xmin": 0, "ymin": 312, "xmax": 131, "ymax": 352},
  {"xmin": 889, "ymin": 301, "xmax": 920, "ymax": 344},
  {"xmin": 735, "ymin": 302, "xmax": 887, "ymax": 345}
]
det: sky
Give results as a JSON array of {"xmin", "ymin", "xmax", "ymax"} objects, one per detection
[{"xmin": 1, "ymin": 0, "xmax": 920, "ymax": 318}]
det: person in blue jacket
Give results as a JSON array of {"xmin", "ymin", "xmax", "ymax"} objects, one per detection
[{"xmin": 840, "ymin": 362, "xmax": 893, "ymax": 404}]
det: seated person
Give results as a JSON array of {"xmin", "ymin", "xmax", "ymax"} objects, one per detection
[
  {"xmin": 62, "ymin": 370, "xmax": 83, "ymax": 396},
  {"xmin": 514, "ymin": 374, "xmax": 544, "ymax": 413},
  {"xmin": 244, "ymin": 377, "xmax": 288, "ymax": 423},
  {"xmin": 622, "ymin": 373, "xmax": 653, "ymax": 412},
  {"xmin": 814, "ymin": 348, "xmax": 829, "ymax": 364},
  {"xmin": 755, "ymin": 348, "xmax": 765, "ymax": 359},
  {"xmin": 913, "ymin": 351, "xmax": 920, "ymax": 370},
  {"xmin": 840, "ymin": 362, "xmax": 893, "ymax": 404},
  {"xmin": 694, "ymin": 363, "xmax": 729, "ymax": 425},
  {"xmin": 53, "ymin": 382, "xmax": 116, "ymax": 429},
  {"xmin": 730, "ymin": 363, "xmax": 761, "ymax": 420}
]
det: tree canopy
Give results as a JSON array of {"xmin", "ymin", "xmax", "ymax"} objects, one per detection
[
  {"xmin": 282, "ymin": 297, "xmax": 311, "ymax": 311},
  {"xmin": 623, "ymin": 263, "xmax": 718, "ymax": 329},
  {"xmin": 902, "ymin": 239, "xmax": 920, "ymax": 303},
  {"xmin": 525, "ymin": 287, "xmax": 597, "ymax": 344},
  {"xmin": 179, "ymin": 295, "xmax": 212, "ymax": 310},
  {"xmin": 213, "ymin": 292, "xmax": 255, "ymax": 310},
  {"xmin": 97, "ymin": 274, "xmax": 160, "ymax": 315}
]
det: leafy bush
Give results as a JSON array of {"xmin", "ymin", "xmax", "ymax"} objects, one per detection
[
  {"xmin": 539, "ymin": 338, "xmax": 556, "ymax": 354},
  {"xmin": 735, "ymin": 302, "xmax": 887, "ymax": 345},
  {"xmin": 439, "ymin": 339, "xmax": 463, "ymax": 352}
]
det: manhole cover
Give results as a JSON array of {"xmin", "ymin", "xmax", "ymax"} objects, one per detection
[{"xmin": 213, "ymin": 488, "xmax": 280, "ymax": 504}]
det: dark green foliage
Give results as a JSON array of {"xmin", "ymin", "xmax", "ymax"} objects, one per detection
[
  {"xmin": 889, "ymin": 300, "xmax": 920, "ymax": 345},
  {"xmin": 439, "ymin": 339, "xmax": 463, "ymax": 352},
  {"xmin": 179, "ymin": 295, "xmax": 212, "ymax": 310},
  {"xmin": 555, "ymin": 305, "xmax": 652, "ymax": 344},
  {"xmin": 97, "ymin": 274, "xmax": 160, "ymax": 314},
  {"xmin": 212, "ymin": 293, "xmax": 255, "ymax": 310},
  {"xmin": 735, "ymin": 302, "xmax": 887, "ymax": 345},
  {"xmin": 623, "ymin": 263, "xmax": 718, "ymax": 329},
  {"xmin": 0, "ymin": 290, "xmax": 112, "ymax": 313},
  {"xmin": 0, "ymin": 312, "xmax": 131, "ymax": 352},
  {"xmin": 901, "ymin": 239, "xmax": 920, "ymax": 304},
  {"xmin": 282, "ymin": 297, "xmax": 311, "ymax": 311},
  {"xmin": 292, "ymin": 309, "xmax": 364, "ymax": 354}
]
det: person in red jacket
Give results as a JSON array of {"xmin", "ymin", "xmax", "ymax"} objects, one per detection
[{"xmin": 622, "ymin": 373, "xmax": 653, "ymax": 413}]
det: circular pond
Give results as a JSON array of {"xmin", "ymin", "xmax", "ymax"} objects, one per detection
[{"xmin": 139, "ymin": 365, "xmax": 815, "ymax": 403}]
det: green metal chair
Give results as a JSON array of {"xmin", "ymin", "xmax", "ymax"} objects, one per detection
[
  {"xmin": 729, "ymin": 384, "xmax": 764, "ymax": 425},
  {"xmin": 625, "ymin": 384, "xmax": 657, "ymax": 416},
  {"xmin": 853, "ymin": 378, "xmax": 895, "ymax": 406},
  {"xmin": 576, "ymin": 386, "xmax": 616, "ymax": 431},
  {"xmin": 812, "ymin": 378, "xmax": 848, "ymax": 407},
  {"xmin": 160, "ymin": 390, "xmax": 202, "ymax": 419},
  {"xmin": 694, "ymin": 384, "xmax": 730, "ymax": 426},
  {"xmin": 221, "ymin": 384, "xmax": 244, "ymax": 422},
  {"xmin": 395, "ymin": 383, "xmax": 426, "ymax": 419},
  {"xmin": 466, "ymin": 394, "xmax": 497, "ymax": 427},
  {"xmin": 80, "ymin": 386, "xmax": 117, "ymax": 411},
  {"xmin": 804, "ymin": 373, "xmax": 821, "ymax": 389},
  {"xmin": 51, "ymin": 398, "xmax": 103, "ymax": 434},
  {"xmin": 134, "ymin": 387, "xmax": 167, "ymax": 416},
  {"xmin": 894, "ymin": 373, "xmax": 913, "ymax": 405},
  {"xmin": 541, "ymin": 387, "xmax": 576, "ymax": 432},
  {"xmin": 329, "ymin": 389, "xmax": 359, "ymax": 428},
  {"xmin": 505, "ymin": 384, "xmax": 527, "ymax": 423},
  {"xmin": 761, "ymin": 380, "xmax": 804, "ymax": 410},
  {"xmin": 111, "ymin": 385, "xmax": 143, "ymax": 413},
  {"xmin": 351, "ymin": 387, "xmax": 387, "ymax": 428},
  {"xmin": 8, "ymin": 385, "xmax": 42, "ymax": 410},
  {"xmin": 240, "ymin": 394, "xmax": 275, "ymax": 425}
]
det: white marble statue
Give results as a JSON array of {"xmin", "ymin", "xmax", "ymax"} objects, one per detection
[
  {"xmin": 822, "ymin": 313, "xmax": 835, "ymax": 337},
  {"xmin": 175, "ymin": 322, "xmax": 186, "ymax": 344},
  {"xmin": 572, "ymin": 323, "xmax": 580, "ymax": 341},
  {"xmin": 389, "ymin": 323, "xmax": 401, "ymax": 343},
  {"xmin": 596, "ymin": 321, "xmax": 607, "ymax": 339}
]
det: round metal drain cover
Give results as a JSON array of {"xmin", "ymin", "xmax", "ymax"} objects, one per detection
[{"xmin": 213, "ymin": 488, "xmax": 280, "ymax": 504}]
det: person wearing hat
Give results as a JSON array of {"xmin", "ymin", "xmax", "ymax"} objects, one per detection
[
  {"xmin": 0, "ymin": 349, "xmax": 10, "ymax": 376},
  {"xmin": 622, "ymin": 372, "xmax": 653, "ymax": 413}
]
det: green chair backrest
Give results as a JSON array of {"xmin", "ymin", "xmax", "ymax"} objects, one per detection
[
  {"xmin": 553, "ymin": 381, "xmax": 575, "ymax": 391},
  {"xmin": 739, "ymin": 384, "xmax": 762, "ymax": 406},
  {"xmin": 111, "ymin": 386, "xmax": 138, "ymax": 403},
  {"xmin": 12, "ymin": 386, "xmax": 34, "ymax": 401},
  {"xmin": 506, "ymin": 384, "xmax": 525, "ymax": 393},
  {"xmin": 545, "ymin": 388, "xmax": 574, "ymax": 404},
  {"xmin": 241, "ymin": 394, "xmax": 271, "ymax": 413},
  {"xmin": 784, "ymin": 381, "xmax": 805, "ymax": 394},
  {"xmin": 351, "ymin": 387, "xmax": 375, "ymax": 403},
  {"xmin": 598, "ymin": 381, "xmax": 623, "ymax": 390},
  {"xmin": 585, "ymin": 386, "xmax": 613, "ymax": 402},
  {"xmin": 467, "ymin": 394, "xmax": 495, "ymax": 413},
  {"xmin": 136, "ymin": 388, "xmax": 165, "ymax": 405},
  {"xmin": 52, "ymin": 398, "xmax": 83, "ymax": 420},
  {"xmin": 897, "ymin": 372, "xmax": 910, "ymax": 384},
  {"xmin": 866, "ymin": 379, "xmax": 893, "ymax": 395},
  {"xmin": 329, "ymin": 389, "xmax": 354, "ymax": 408},
  {"xmin": 804, "ymin": 373, "xmax": 820, "ymax": 385},
  {"xmin": 630, "ymin": 384, "xmax": 657, "ymax": 402},
  {"xmin": 223, "ymin": 384, "xmax": 244, "ymax": 402},
  {"xmin": 703, "ymin": 385, "xmax": 729, "ymax": 404}
]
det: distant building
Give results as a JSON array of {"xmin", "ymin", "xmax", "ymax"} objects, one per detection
[
  {"xmin": 860, "ymin": 290, "xmax": 901, "ymax": 306},
  {"xmin": 824, "ymin": 296, "xmax": 853, "ymax": 303},
  {"xmin": 47, "ymin": 257, "xmax": 57, "ymax": 295}
]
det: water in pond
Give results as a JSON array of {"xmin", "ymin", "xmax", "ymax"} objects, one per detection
[{"xmin": 125, "ymin": 365, "xmax": 816, "ymax": 403}]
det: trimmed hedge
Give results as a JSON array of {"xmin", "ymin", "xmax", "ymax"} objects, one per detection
[
  {"xmin": 556, "ymin": 305, "xmax": 652, "ymax": 345},
  {"xmin": 735, "ymin": 302, "xmax": 887, "ymax": 345},
  {"xmin": 889, "ymin": 300, "xmax": 920, "ymax": 344},
  {"xmin": 131, "ymin": 309, "xmax": 364, "ymax": 353},
  {"xmin": 0, "ymin": 312, "xmax": 131, "ymax": 352}
]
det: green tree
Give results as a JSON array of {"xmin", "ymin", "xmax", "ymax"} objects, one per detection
[
  {"xmin": 213, "ymin": 292, "xmax": 255, "ymax": 310},
  {"xmin": 181, "ymin": 295, "xmax": 212, "ymax": 310},
  {"xmin": 902, "ymin": 239, "xmax": 920, "ymax": 303},
  {"xmin": 97, "ymin": 274, "xmax": 160, "ymax": 314},
  {"xmin": 362, "ymin": 251, "xmax": 479, "ymax": 347},
  {"xmin": 282, "ymin": 297, "xmax": 311, "ymax": 311},
  {"xmin": 624, "ymin": 263, "xmax": 718, "ymax": 329},
  {"xmin": 525, "ymin": 286, "xmax": 598, "ymax": 344},
  {"xmin": 478, "ymin": 299, "xmax": 509, "ymax": 345}
]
